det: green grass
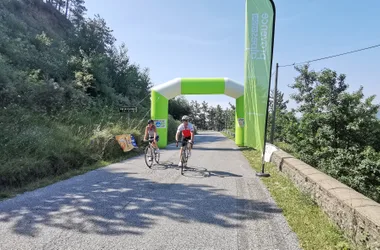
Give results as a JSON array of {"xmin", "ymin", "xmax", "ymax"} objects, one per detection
[
  {"xmin": 0, "ymin": 107, "xmax": 179, "ymax": 200},
  {"xmin": 274, "ymin": 141, "xmax": 300, "ymax": 157},
  {"xmin": 241, "ymin": 148, "xmax": 355, "ymax": 250}
]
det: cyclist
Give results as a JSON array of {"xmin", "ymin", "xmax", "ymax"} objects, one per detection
[
  {"xmin": 175, "ymin": 115, "xmax": 194, "ymax": 167},
  {"xmin": 144, "ymin": 119, "xmax": 159, "ymax": 154}
]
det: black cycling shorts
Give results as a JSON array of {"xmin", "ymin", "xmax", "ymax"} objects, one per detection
[
  {"xmin": 149, "ymin": 135, "xmax": 159, "ymax": 142},
  {"xmin": 181, "ymin": 136, "xmax": 192, "ymax": 147}
]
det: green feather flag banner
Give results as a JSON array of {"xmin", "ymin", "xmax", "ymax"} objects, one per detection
[{"xmin": 244, "ymin": 0, "xmax": 276, "ymax": 151}]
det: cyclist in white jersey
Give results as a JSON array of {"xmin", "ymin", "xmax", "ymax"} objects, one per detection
[
  {"xmin": 144, "ymin": 119, "xmax": 159, "ymax": 153},
  {"xmin": 175, "ymin": 115, "xmax": 194, "ymax": 167}
]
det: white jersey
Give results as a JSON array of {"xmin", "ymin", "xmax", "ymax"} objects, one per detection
[{"xmin": 177, "ymin": 123, "xmax": 194, "ymax": 138}]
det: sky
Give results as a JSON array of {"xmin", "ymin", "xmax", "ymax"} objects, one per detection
[{"xmin": 84, "ymin": 0, "xmax": 380, "ymax": 110}]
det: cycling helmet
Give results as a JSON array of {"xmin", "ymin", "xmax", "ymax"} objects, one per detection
[
  {"xmin": 147, "ymin": 119, "xmax": 154, "ymax": 124},
  {"xmin": 181, "ymin": 115, "xmax": 190, "ymax": 121}
]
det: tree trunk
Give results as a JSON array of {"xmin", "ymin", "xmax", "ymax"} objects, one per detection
[
  {"xmin": 58, "ymin": 0, "xmax": 62, "ymax": 12},
  {"xmin": 65, "ymin": 0, "xmax": 70, "ymax": 17}
]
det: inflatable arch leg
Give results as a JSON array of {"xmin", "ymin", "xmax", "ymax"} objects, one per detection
[{"xmin": 151, "ymin": 90, "xmax": 168, "ymax": 148}]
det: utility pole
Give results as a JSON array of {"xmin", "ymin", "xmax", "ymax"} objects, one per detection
[
  {"xmin": 225, "ymin": 114, "xmax": 227, "ymax": 131},
  {"xmin": 270, "ymin": 63, "xmax": 279, "ymax": 144}
]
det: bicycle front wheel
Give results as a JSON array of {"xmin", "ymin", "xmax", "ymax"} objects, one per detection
[
  {"xmin": 181, "ymin": 146, "xmax": 188, "ymax": 175},
  {"xmin": 144, "ymin": 146, "xmax": 153, "ymax": 168}
]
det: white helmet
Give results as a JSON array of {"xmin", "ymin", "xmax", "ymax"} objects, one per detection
[{"xmin": 181, "ymin": 115, "xmax": 190, "ymax": 121}]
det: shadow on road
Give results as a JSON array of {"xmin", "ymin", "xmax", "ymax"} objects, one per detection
[
  {"xmin": 207, "ymin": 171, "xmax": 243, "ymax": 178},
  {"xmin": 192, "ymin": 147, "xmax": 240, "ymax": 152},
  {"xmin": 149, "ymin": 161, "xmax": 176, "ymax": 170},
  {"xmin": 0, "ymin": 168, "xmax": 282, "ymax": 238}
]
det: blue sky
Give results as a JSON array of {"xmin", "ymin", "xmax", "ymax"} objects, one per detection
[{"xmin": 84, "ymin": 0, "xmax": 380, "ymax": 110}]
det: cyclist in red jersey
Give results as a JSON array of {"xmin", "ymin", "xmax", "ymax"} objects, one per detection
[{"xmin": 175, "ymin": 115, "xmax": 194, "ymax": 167}]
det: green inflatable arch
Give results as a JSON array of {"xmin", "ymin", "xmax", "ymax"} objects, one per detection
[{"xmin": 151, "ymin": 78, "xmax": 244, "ymax": 148}]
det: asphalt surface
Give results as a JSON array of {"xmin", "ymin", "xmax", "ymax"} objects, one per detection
[{"xmin": 0, "ymin": 132, "xmax": 301, "ymax": 250}]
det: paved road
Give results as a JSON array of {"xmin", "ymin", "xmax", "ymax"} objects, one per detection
[{"xmin": 0, "ymin": 132, "xmax": 300, "ymax": 250}]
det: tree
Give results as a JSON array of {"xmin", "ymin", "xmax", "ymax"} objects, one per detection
[
  {"xmin": 207, "ymin": 107, "xmax": 217, "ymax": 130},
  {"xmin": 70, "ymin": 0, "xmax": 87, "ymax": 26},
  {"xmin": 288, "ymin": 64, "xmax": 380, "ymax": 202},
  {"xmin": 55, "ymin": 0, "xmax": 64, "ymax": 12},
  {"xmin": 190, "ymin": 100, "xmax": 202, "ymax": 129},
  {"xmin": 268, "ymin": 89, "xmax": 288, "ymax": 114},
  {"xmin": 0, "ymin": 0, "xmax": 159, "ymax": 192},
  {"xmin": 168, "ymin": 96, "xmax": 191, "ymax": 120},
  {"xmin": 289, "ymin": 65, "xmax": 380, "ymax": 154},
  {"xmin": 72, "ymin": 15, "xmax": 115, "ymax": 56},
  {"xmin": 267, "ymin": 89, "xmax": 291, "ymax": 142},
  {"xmin": 187, "ymin": 101, "xmax": 237, "ymax": 131},
  {"xmin": 215, "ymin": 105, "xmax": 224, "ymax": 131},
  {"xmin": 43, "ymin": 0, "xmax": 83, "ymax": 20},
  {"xmin": 200, "ymin": 101, "xmax": 209, "ymax": 130},
  {"xmin": 224, "ymin": 107, "xmax": 235, "ymax": 130}
]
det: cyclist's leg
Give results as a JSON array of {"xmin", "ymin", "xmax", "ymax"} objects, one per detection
[
  {"xmin": 178, "ymin": 146, "xmax": 183, "ymax": 166},
  {"xmin": 147, "ymin": 137, "xmax": 154, "ymax": 160},
  {"xmin": 183, "ymin": 137, "xmax": 190, "ymax": 155},
  {"xmin": 184, "ymin": 137, "xmax": 192, "ymax": 156},
  {"xmin": 152, "ymin": 135, "xmax": 159, "ymax": 151},
  {"xmin": 178, "ymin": 137, "xmax": 183, "ymax": 166},
  {"xmin": 178, "ymin": 137, "xmax": 188, "ymax": 166},
  {"xmin": 189, "ymin": 138, "xmax": 193, "ymax": 151}
]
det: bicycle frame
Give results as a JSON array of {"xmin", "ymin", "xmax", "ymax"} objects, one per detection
[
  {"xmin": 144, "ymin": 139, "xmax": 159, "ymax": 168},
  {"xmin": 180, "ymin": 140, "xmax": 192, "ymax": 175}
]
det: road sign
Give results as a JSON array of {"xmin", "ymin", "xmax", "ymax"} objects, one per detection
[{"xmin": 119, "ymin": 107, "xmax": 137, "ymax": 113}]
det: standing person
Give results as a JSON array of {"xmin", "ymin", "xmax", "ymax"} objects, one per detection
[
  {"xmin": 144, "ymin": 119, "xmax": 159, "ymax": 153},
  {"xmin": 175, "ymin": 115, "xmax": 194, "ymax": 167}
]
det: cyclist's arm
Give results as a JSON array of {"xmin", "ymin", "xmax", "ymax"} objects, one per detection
[
  {"xmin": 153, "ymin": 126, "xmax": 157, "ymax": 140},
  {"xmin": 175, "ymin": 125, "xmax": 182, "ymax": 142},
  {"xmin": 175, "ymin": 131, "xmax": 180, "ymax": 142},
  {"xmin": 190, "ymin": 124, "xmax": 195, "ymax": 142},
  {"xmin": 144, "ymin": 127, "xmax": 148, "ymax": 140}
]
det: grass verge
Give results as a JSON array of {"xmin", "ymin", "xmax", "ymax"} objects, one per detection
[
  {"xmin": 0, "ymin": 107, "xmax": 181, "ymax": 201},
  {"xmin": 241, "ymin": 148, "xmax": 354, "ymax": 250},
  {"xmin": 222, "ymin": 131, "xmax": 234, "ymax": 141},
  {"xmin": 221, "ymin": 133, "xmax": 354, "ymax": 250}
]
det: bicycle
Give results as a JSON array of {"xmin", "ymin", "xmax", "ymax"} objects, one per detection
[
  {"xmin": 177, "ymin": 140, "xmax": 193, "ymax": 175},
  {"xmin": 144, "ymin": 138, "xmax": 160, "ymax": 168}
]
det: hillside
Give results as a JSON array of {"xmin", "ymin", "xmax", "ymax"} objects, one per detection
[{"xmin": 0, "ymin": 0, "xmax": 179, "ymax": 197}]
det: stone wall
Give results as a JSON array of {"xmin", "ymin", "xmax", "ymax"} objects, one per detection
[{"xmin": 270, "ymin": 149, "xmax": 380, "ymax": 250}]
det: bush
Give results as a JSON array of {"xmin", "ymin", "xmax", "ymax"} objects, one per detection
[
  {"xmin": 167, "ymin": 114, "xmax": 180, "ymax": 142},
  {"xmin": 274, "ymin": 65, "xmax": 380, "ymax": 203},
  {"xmin": 0, "ymin": 0, "xmax": 156, "ymax": 193},
  {"xmin": 0, "ymin": 106, "xmax": 148, "ymax": 189},
  {"xmin": 318, "ymin": 146, "xmax": 380, "ymax": 202}
]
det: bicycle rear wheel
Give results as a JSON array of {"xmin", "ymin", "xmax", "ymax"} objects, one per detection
[{"xmin": 144, "ymin": 145, "xmax": 153, "ymax": 168}]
